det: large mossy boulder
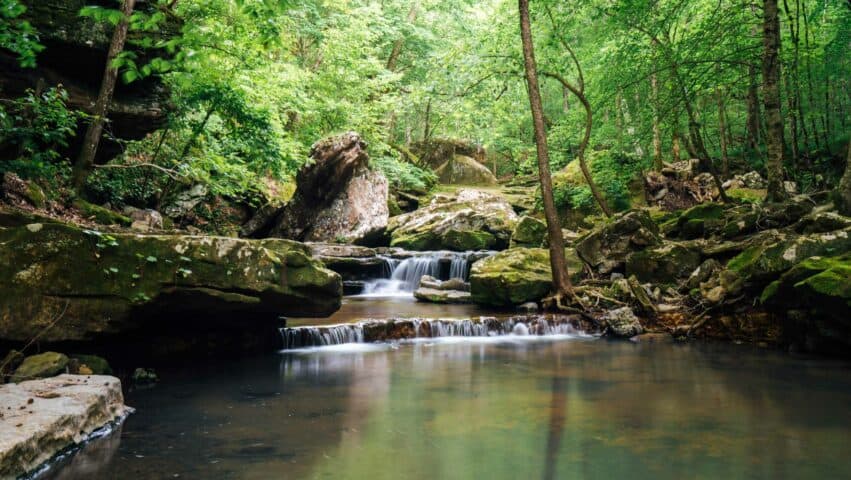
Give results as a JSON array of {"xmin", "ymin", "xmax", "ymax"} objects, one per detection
[
  {"xmin": 510, "ymin": 216, "xmax": 547, "ymax": 248},
  {"xmin": 761, "ymin": 255, "xmax": 851, "ymax": 354},
  {"xmin": 434, "ymin": 155, "xmax": 497, "ymax": 186},
  {"xmin": 576, "ymin": 210, "xmax": 661, "ymax": 274},
  {"xmin": 0, "ymin": 222, "xmax": 342, "ymax": 345},
  {"xmin": 470, "ymin": 247, "xmax": 585, "ymax": 306},
  {"xmin": 625, "ymin": 243, "xmax": 702, "ymax": 284},
  {"xmin": 387, "ymin": 189, "xmax": 518, "ymax": 251}
]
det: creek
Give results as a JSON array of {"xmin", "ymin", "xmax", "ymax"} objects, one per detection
[{"xmin": 38, "ymin": 251, "xmax": 851, "ymax": 479}]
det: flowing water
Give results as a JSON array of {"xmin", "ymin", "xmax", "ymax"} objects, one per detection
[
  {"xmin": 43, "ymin": 337, "xmax": 851, "ymax": 480},
  {"xmin": 358, "ymin": 251, "xmax": 484, "ymax": 296}
]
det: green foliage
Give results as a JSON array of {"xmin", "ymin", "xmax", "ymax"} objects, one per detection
[
  {"xmin": 549, "ymin": 150, "xmax": 647, "ymax": 212},
  {"xmin": 0, "ymin": 0, "xmax": 42, "ymax": 67},
  {"xmin": 0, "ymin": 87, "xmax": 78, "ymax": 185},
  {"xmin": 372, "ymin": 155, "xmax": 437, "ymax": 192}
]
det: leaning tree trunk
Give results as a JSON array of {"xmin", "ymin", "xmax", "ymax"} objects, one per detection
[
  {"xmin": 518, "ymin": 0, "xmax": 572, "ymax": 298},
  {"xmin": 72, "ymin": 0, "xmax": 136, "ymax": 193},
  {"xmin": 837, "ymin": 142, "xmax": 851, "ymax": 216},
  {"xmin": 762, "ymin": 0, "xmax": 788, "ymax": 202}
]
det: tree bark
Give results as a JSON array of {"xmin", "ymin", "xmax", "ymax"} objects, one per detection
[
  {"xmin": 518, "ymin": 0, "xmax": 572, "ymax": 297},
  {"xmin": 716, "ymin": 87, "xmax": 729, "ymax": 178},
  {"xmin": 651, "ymin": 56, "xmax": 662, "ymax": 170},
  {"xmin": 72, "ymin": 0, "xmax": 136, "ymax": 193},
  {"xmin": 762, "ymin": 0, "xmax": 788, "ymax": 202},
  {"xmin": 386, "ymin": 2, "xmax": 419, "ymax": 72},
  {"xmin": 837, "ymin": 141, "xmax": 851, "ymax": 216}
]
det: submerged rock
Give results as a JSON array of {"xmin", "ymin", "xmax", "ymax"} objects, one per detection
[
  {"xmin": 470, "ymin": 247, "xmax": 584, "ymax": 306},
  {"xmin": 0, "ymin": 375, "xmax": 129, "ymax": 478},
  {"xmin": 387, "ymin": 189, "xmax": 518, "ymax": 251},
  {"xmin": 0, "ymin": 222, "xmax": 341, "ymax": 345}
]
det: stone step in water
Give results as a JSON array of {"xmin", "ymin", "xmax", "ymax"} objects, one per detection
[{"xmin": 280, "ymin": 315, "xmax": 595, "ymax": 349}]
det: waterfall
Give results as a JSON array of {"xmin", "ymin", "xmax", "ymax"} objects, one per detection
[
  {"xmin": 280, "ymin": 316, "xmax": 590, "ymax": 349},
  {"xmin": 359, "ymin": 251, "xmax": 485, "ymax": 296}
]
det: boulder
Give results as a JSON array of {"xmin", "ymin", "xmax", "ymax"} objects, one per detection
[
  {"xmin": 761, "ymin": 254, "xmax": 851, "ymax": 354},
  {"xmin": 0, "ymin": 222, "xmax": 342, "ymax": 346},
  {"xmin": 470, "ymin": 247, "xmax": 584, "ymax": 306},
  {"xmin": 387, "ymin": 189, "xmax": 518, "ymax": 251},
  {"xmin": 163, "ymin": 184, "xmax": 208, "ymax": 218},
  {"xmin": 510, "ymin": 216, "xmax": 547, "ymax": 248},
  {"xmin": 10, "ymin": 352, "xmax": 68, "ymax": 383},
  {"xmin": 414, "ymin": 288, "xmax": 472, "ymax": 304},
  {"xmin": 685, "ymin": 258, "xmax": 723, "ymax": 291},
  {"xmin": 248, "ymin": 132, "xmax": 390, "ymax": 244},
  {"xmin": 602, "ymin": 307, "xmax": 644, "ymax": 338},
  {"xmin": 410, "ymin": 138, "xmax": 487, "ymax": 169},
  {"xmin": 434, "ymin": 155, "xmax": 497, "ymax": 186},
  {"xmin": 576, "ymin": 210, "xmax": 661, "ymax": 274},
  {"xmin": 625, "ymin": 243, "xmax": 702, "ymax": 284},
  {"xmin": 70, "ymin": 354, "xmax": 111, "ymax": 375},
  {"xmin": 794, "ymin": 211, "xmax": 851, "ymax": 234},
  {"xmin": 0, "ymin": 173, "xmax": 46, "ymax": 208},
  {"xmin": 129, "ymin": 209, "xmax": 164, "ymax": 232},
  {"xmin": 0, "ymin": 375, "xmax": 128, "ymax": 478}
]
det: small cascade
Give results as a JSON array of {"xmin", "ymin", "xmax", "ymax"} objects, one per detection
[
  {"xmin": 280, "ymin": 316, "xmax": 590, "ymax": 349},
  {"xmin": 359, "ymin": 251, "xmax": 486, "ymax": 296}
]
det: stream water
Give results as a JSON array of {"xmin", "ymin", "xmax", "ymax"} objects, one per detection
[
  {"xmin": 43, "ymin": 327, "xmax": 851, "ymax": 479},
  {"xmin": 37, "ymin": 252, "xmax": 851, "ymax": 479}
]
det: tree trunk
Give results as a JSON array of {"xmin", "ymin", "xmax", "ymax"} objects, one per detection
[
  {"xmin": 72, "ymin": 0, "xmax": 136, "ymax": 193},
  {"xmin": 385, "ymin": 2, "xmax": 419, "ymax": 72},
  {"xmin": 651, "ymin": 41, "xmax": 662, "ymax": 170},
  {"xmin": 762, "ymin": 0, "xmax": 788, "ymax": 202},
  {"xmin": 423, "ymin": 97, "xmax": 431, "ymax": 141},
  {"xmin": 837, "ymin": 141, "xmax": 851, "ymax": 216},
  {"xmin": 746, "ymin": 61, "xmax": 762, "ymax": 151},
  {"xmin": 716, "ymin": 87, "xmax": 729, "ymax": 178},
  {"xmin": 518, "ymin": 0, "xmax": 572, "ymax": 297}
]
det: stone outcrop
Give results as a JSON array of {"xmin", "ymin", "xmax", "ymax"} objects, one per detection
[
  {"xmin": 410, "ymin": 138, "xmax": 487, "ymax": 169},
  {"xmin": 387, "ymin": 189, "xmax": 518, "ymax": 251},
  {"xmin": 576, "ymin": 210, "xmax": 661, "ymax": 275},
  {"xmin": 0, "ymin": 221, "xmax": 341, "ymax": 349},
  {"xmin": 625, "ymin": 243, "xmax": 702, "ymax": 284},
  {"xmin": 470, "ymin": 247, "xmax": 585, "ymax": 306},
  {"xmin": 10, "ymin": 352, "xmax": 69, "ymax": 383},
  {"xmin": 0, "ymin": 0, "xmax": 174, "ymax": 163},
  {"xmin": 434, "ymin": 155, "xmax": 497, "ymax": 186},
  {"xmin": 244, "ymin": 132, "xmax": 389, "ymax": 244},
  {"xmin": 0, "ymin": 374, "xmax": 129, "ymax": 479}
]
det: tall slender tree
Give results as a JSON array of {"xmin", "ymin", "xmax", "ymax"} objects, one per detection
[
  {"xmin": 762, "ymin": 0, "xmax": 788, "ymax": 202},
  {"xmin": 518, "ymin": 0, "xmax": 573, "ymax": 301},
  {"xmin": 72, "ymin": 0, "xmax": 136, "ymax": 193}
]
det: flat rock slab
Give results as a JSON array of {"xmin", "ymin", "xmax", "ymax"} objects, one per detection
[{"xmin": 0, "ymin": 374, "xmax": 129, "ymax": 479}]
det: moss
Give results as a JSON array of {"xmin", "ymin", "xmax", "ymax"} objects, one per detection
[
  {"xmin": 442, "ymin": 230, "xmax": 495, "ymax": 251},
  {"xmin": 390, "ymin": 231, "xmax": 441, "ymax": 251},
  {"xmin": 71, "ymin": 354, "xmax": 112, "ymax": 375},
  {"xmin": 625, "ymin": 244, "xmax": 702, "ymax": 283},
  {"xmin": 727, "ymin": 188, "xmax": 766, "ymax": 204},
  {"xmin": 470, "ymin": 247, "xmax": 584, "ymax": 306},
  {"xmin": 388, "ymin": 196, "xmax": 402, "ymax": 217},
  {"xmin": 72, "ymin": 199, "xmax": 131, "ymax": 226},
  {"xmin": 510, "ymin": 216, "xmax": 546, "ymax": 247},
  {"xmin": 11, "ymin": 352, "xmax": 68, "ymax": 382}
]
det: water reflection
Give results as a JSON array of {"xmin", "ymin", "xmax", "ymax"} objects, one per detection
[{"xmin": 46, "ymin": 340, "xmax": 851, "ymax": 480}]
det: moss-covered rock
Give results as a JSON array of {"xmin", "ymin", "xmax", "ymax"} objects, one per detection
[
  {"xmin": 72, "ymin": 199, "xmax": 131, "ymax": 227},
  {"xmin": 70, "ymin": 354, "xmax": 112, "ymax": 375},
  {"xmin": 11, "ymin": 352, "xmax": 68, "ymax": 382},
  {"xmin": 727, "ymin": 227, "xmax": 851, "ymax": 283},
  {"xmin": 470, "ymin": 247, "xmax": 585, "ymax": 306},
  {"xmin": 576, "ymin": 210, "xmax": 661, "ymax": 274},
  {"xmin": 510, "ymin": 216, "xmax": 547, "ymax": 248},
  {"xmin": 761, "ymin": 254, "xmax": 851, "ymax": 354},
  {"xmin": 625, "ymin": 243, "xmax": 702, "ymax": 284},
  {"xmin": 387, "ymin": 189, "xmax": 517, "ymax": 251},
  {"xmin": 0, "ymin": 222, "xmax": 342, "ymax": 344}
]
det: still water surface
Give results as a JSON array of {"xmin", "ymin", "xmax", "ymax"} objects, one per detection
[{"xmin": 45, "ymin": 337, "xmax": 851, "ymax": 479}]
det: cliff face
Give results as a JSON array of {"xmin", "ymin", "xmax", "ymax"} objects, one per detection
[{"xmin": 0, "ymin": 0, "xmax": 173, "ymax": 162}]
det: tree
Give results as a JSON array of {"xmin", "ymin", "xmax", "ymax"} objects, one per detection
[
  {"xmin": 518, "ymin": 0, "xmax": 573, "ymax": 301},
  {"xmin": 837, "ymin": 141, "xmax": 851, "ymax": 216},
  {"xmin": 762, "ymin": 0, "xmax": 788, "ymax": 203},
  {"xmin": 72, "ymin": 0, "xmax": 136, "ymax": 193}
]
